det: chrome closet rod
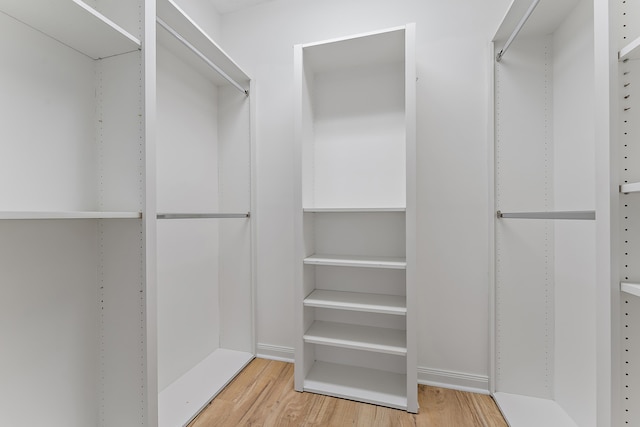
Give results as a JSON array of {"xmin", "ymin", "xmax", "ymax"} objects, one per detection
[
  {"xmin": 156, "ymin": 18, "xmax": 249, "ymax": 95},
  {"xmin": 497, "ymin": 210, "xmax": 595, "ymax": 220},
  {"xmin": 496, "ymin": 0, "xmax": 541, "ymax": 62},
  {"xmin": 157, "ymin": 213, "xmax": 250, "ymax": 219}
]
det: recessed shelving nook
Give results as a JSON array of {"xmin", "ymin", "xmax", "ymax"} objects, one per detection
[
  {"xmin": 0, "ymin": 0, "xmax": 147, "ymax": 426},
  {"xmin": 294, "ymin": 24, "xmax": 417, "ymax": 413},
  {"xmin": 155, "ymin": 0, "xmax": 255, "ymax": 426}
]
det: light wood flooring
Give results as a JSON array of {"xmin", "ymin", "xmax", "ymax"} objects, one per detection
[{"xmin": 188, "ymin": 358, "xmax": 508, "ymax": 427}]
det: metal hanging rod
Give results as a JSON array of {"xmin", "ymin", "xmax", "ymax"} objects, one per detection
[
  {"xmin": 157, "ymin": 213, "xmax": 250, "ymax": 219},
  {"xmin": 497, "ymin": 210, "xmax": 595, "ymax": 220},
  {"xmin": 496, "ymin": 0, "xmax": 541, "ymax": 62},
  {"xmin": 156, "ymin": 18, "xmax": 249, "ymax": 95}
]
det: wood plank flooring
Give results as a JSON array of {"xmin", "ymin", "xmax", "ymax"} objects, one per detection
[{"xmin": 188, "ymin": 358, "xmax": 508, "ymax": 427}]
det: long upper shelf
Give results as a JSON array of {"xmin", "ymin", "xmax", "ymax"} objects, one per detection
[
  {"xmin": 622, "ymin": 282, "xmax": 640, "ymax": 298},
  {"xmin": 303, "ymin": 207, "xmax": 406, "ymax": 213},
  {"xmin": 0, "ymin": 211, "xmax": 141, "ymax": 220},
  {"xmin": 0, "ymin": 0, "xmax": 140, "ymax": 59},
  {"xmin": 619, "ymin": 36, "xmax": 640, "ymax": 61},
  {"xmin": 304, "ymin": 290, "xmax": 406, "ymax": 316},
  {"xmin": 157, "ymin": 0, "xmax": 250, "ymax": 90},
  {"xmin": 304, "ymin": 254, "xmax": 407, "ymax": 269}
]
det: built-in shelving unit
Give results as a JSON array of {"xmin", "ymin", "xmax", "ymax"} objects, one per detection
[
  {"xmin": 0, "ymin": 0, "xmax": 147, "ymax": 426},
  {"xmin": 294, "ymin": 24, "xmax": 417, "ymax": 413},
  {"xmin": 155, "ymin": 0, "xmax": 254, "ymax": 426},
  {"xmin": 491, "ymin": 0, "xmax": 597, "ymax": 426}
]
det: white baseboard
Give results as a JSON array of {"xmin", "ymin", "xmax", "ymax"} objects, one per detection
[
  {"xmin": 256, "ymin": 343, "xmax": 295, "ymax": 363},
  {"xmin": 255, "ymin": 344, "xmax": 489, "ymax": 395},
  {"xmin": 418, "ymin": 367, "xmax": 489, "ymax": 395}
]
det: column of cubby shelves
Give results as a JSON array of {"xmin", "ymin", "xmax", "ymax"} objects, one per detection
[
  {"xmin": 0, "ymin": 1, "xmax": 149, "ymax": 426},
  {"xmin": 294, "ymin": 24, "xmax": 417, "ymax": 413},
  {"xmin": 617, "ymin": 0, "xmax": 640, "ymax": 424}
]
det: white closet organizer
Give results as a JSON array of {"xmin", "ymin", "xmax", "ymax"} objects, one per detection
[
  {"xmin": 616, "ymin": 0, "xmax": 640, "ymax": 424},
  {"xmin": 155, "ymin": 1, "xmax": 254, "ymax": 426},
  {"xmin": 0, "ymin": 0, "xmax": 147, "ymax": 426},
  {"xmin": 293, "ymin": 25, "xmax": 417, "ymax": 412},
  {"xmin": 491, "ymin": 1, "xmax": 597, "ymax": 426}
]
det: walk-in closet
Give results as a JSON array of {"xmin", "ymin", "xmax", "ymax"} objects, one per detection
[{"xmin": 0, "ymin": 0, "xmax": 635, "ymax": 425}]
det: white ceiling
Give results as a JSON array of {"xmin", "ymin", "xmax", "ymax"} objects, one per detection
[{"xmin": 209, "ymin": 0, "xmax": 276, "ymax": 14}]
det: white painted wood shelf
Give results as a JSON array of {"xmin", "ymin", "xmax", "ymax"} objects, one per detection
[
  {"xmin": 158, "ymin": 349, "xmax": 253, "ymax": 427},
  {"xmin": 493, "ymin": 393, "xmax": 578, "ymax": 427},
  {"xmin": 304, "ymin": 321, "xmax": 407, "ymax": 356},
  {"xmin": 620, "ymin": 36, "xmax": 640, "ymax": 61},
  {"xmin": 303, "ymin": 207, "xmax": 406, "ymax": 213},
  {"xmin": 620, "ymin": 182, "xmax": 640, "ymax": 193},
  {"xmin": 304, "ymin": 290, "xmax": 406, "ymax": 315},
  {"xmin": 156, "ymin": 0, "xmax": 249, "ymax": 89},
  {"xmin": 0, "ymin": 211, "xmax": 142, "ymax": 220},
  {"xmin": 621, "ymin": 282, "xmax": 640, "ymax": 298},
  {"xmin": 0, "ymin": 0, "xmax": 140, "ymax": 59},
  {"xmin": 304, "ymin": 254, "xmax": 407, "ymax": 269},
  {"xmin": 304, "ymin": 361, "xmax": 408, "ymax": 410}
]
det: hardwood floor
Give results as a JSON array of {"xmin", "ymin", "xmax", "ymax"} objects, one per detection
[{"xmin": 188, "ymin": 358, "xmax": 508, "ymax": 427}]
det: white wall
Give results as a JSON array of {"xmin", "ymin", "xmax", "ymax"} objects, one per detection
[{"xmin": 217, "ymin": 0, "xmax": 511, "ymax": 390}]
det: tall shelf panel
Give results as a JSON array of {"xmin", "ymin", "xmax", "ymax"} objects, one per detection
[
  {"xmin": 616, "ymin": 0, "xmax": 640, "ymax": 424},
  {"xmin": 491, "ymin": 0, "xmax": 597, "ymax": 425},
  {"xmin": 155, "ymin": 0, "xmax": 255, "ymax": 426},
  {"xmin": 0, "ymin": 0, "xmax": 147, "ymax": 426},
  {"xmin": 294, "ymin": 24, "xmax": 417, "ymax": 413}
]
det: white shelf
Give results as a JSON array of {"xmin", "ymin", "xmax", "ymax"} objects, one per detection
[
  {"xmin": 158, "ymin": 349, "xmax": 253, "ymax": 427},
  {"xmin": 493, "ymin": 393, "xmax": 578, "ymax": 427},
  {"xmin": 157, "ymin": 0, "xmax": 250, "ymax": 88},
  {"xmin": 304, "ymin": 290, "xmax": 406, "ymax": 315},
  {"xmin": 0, "ymin": 0, "xmax": 140, "ymax": 59},
  {"xmin": 0, "ymin": 211, "xmax": 142, "ymax": 220},
  {"xmin": 304, "ymin": 321, "xmax": 406, "ymax": 356},
  {"xmin": 620, "ymin": 182, "xmax": 640, "ymax": 193},
  {"xmin": 304, "ymin": 254, "xmax": 407, "ymax": 269},
  {"xmin": 303, "ymin": 207, "xmax": 406, "ymax": 213},
  {"xmin": 621, "ymin": 282, "xmax": 640, "ymax": 298},
  {"xmin": 620, "ymin": 36, "xmax": 640, "ymax": 61},
  {"xmin": 304, "ymin": 361, "xmax": 407, "ymax": 410}
]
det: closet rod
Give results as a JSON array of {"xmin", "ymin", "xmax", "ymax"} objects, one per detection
[
  {"xmin": 156, "ymin": 18, "xmax": 249, "ymax": 95},
  {"xmin": 496, "ymin": 0, "xmax": 540, "ymax": 62},
  {"xmin": 497, "ymin": 210, "xmax": 595, "ymax": 220},
  {"xmin": 157, "ymin": 213, "xmax": 250, "ymax": 219}
]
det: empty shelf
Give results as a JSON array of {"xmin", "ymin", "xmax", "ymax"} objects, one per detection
[
  {"xmin": 158, "ymin": 348, "xmax": 254, "ymax": 427},
  {"xmin": 303, "ymin": 207, "xmax": 406, "ymax": 213},
  {"xmin": 0, "ymin": 211, "xmax": 142, "ymax": 220},
  {"xmin": 304, "ymin": 321, "xmax": 407, "ymax": 355},
  {"xmin": 304, "ymin": 254, "xmax": 406, "ymax": 269},
  {"xmin": 620, "ymin": 36, "xmax": 640, "ymax": 61},
  {"xmin": 493, "ymin": 392, "xmax": 578, "ymax": 427},
  {"xmin": 304, "ymin": 290, "xmax": 406, "ymax": 315},
  {"xmin": 621, "ymin": 282, "xmax": 640, "ymax": 298},
  {"xmin": 304, "ymin": 361, "xmax": 407, "ymax": 410},
  {"xmin": 620, "ymin": 182, "xmax": 640, "ymax": 193},
  {"xmin": 0, "ymin": 0, "xmax": 140, "ymax": 59}
]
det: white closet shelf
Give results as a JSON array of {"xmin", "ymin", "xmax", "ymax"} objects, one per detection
[
  {"xmin": 620, "ymin": 36, "xmax": 640, "ymax": 61},
  {"xmin": 0, "ymin": 0, "xmax": 140, "ymax": 59},
  {"xmin": 621, "ymin": 282, "xmax": 640, "ymax": 298},
  {"xmin": 304, "ymin": 289, "xmax": 406, "ymax": 315},
  {"xmin": 304, "ymin": 321, "xmax": 407, "ymax": 355},
  {"xmin": 304, "ymin": 254, "xmax": 407, "ymax": 269},
  {"xmin": 303, "ymin": 207, "xmax": 406, "ymax": 213},
  {"xmin": 158, "ymin": 349, "xmax": 253, "ymax": 427},
  {"xmin": 620, "ymin": 182, "xmax": 640, "ymax": 193},
  {"xmin": 0, "ymin": 211, "xmax": 142, "ymax": 220},
  {"xmin": 493, "ymin": 393, "xmax": 578, "ymax": 427},
  {"xmin": 304, "ymin": 361, "xmax": 407, "ymax": 410},
  {"xmin": 157, "ymin": 0, "xmax": 249, "ymax": 88}
]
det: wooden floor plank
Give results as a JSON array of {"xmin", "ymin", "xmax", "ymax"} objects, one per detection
[{"xmin": 189, "ymin": 359, "xmax": 508, "ymax": 427}]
